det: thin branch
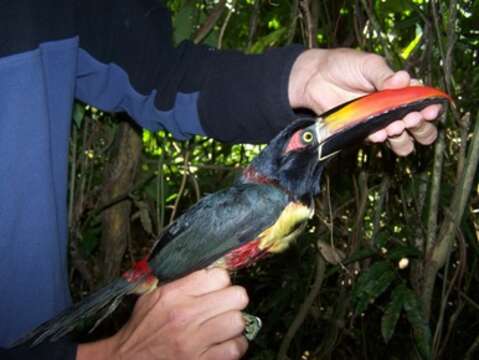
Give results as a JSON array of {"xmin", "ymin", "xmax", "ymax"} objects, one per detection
[
  {"xmin": 169, "ymin": 149, "xmax": 192, "ymax": 223},
  {"xmin": 456, "ymin": 112, "xmax": 471, "ymax": 182},
  {"xmin": 156, "ymin": 154, "xmax": 165, "ymax": 235},
  {"xmin": 299, "ymin": 0, "xmax": 316, "ymax": 48},
  {"xmin": 422, "ymin": 0, "xmax": 459, "ymax": 320},
  {"xmin": 192, "ymin": 0, "xmax": 227, "ymax": 44},
  {"xmin": 91, "ymin": 173, "xmax": 157, "ymax": 217},
  {"xmin": 246, "ymin": 0, "xmax": 261, "ymax": 49},
  {"xmin": 465, "ymin": 334, "xmax": 479, "ymax": 360},
  {"xmin": 277, "ymin": 255, "xmax": 326, "ymax": 360},
  {"xmin": 425, "ymin": 129, "xmax": 446, "ymax": 256},
  {"xmin": 286, "ymin": 0, "xmax": 300, "ymax": 45},
  {"xmin": 371, "ymin": 176, "xmax": 390, "ymax": 244},
  {"xmin": 359, "ymin": 0, "xmax": 395, "ymax": 63},
  {"xmin": 189, "ymin": 173, "xmax": 201, "ymax": 203},
  {"xmin": 351, "ymin": 171, "xmax": 368, "ymax": 253},
  {"xmin": 218, "ymin": 1, "xmax": 235, "ymax": 49},
  {"xmin": 423, "ymin": 113, "xmax": 479, "ymax": 318},
  {"xmin": 433, "ymin": 216, "xmax": 467, "ymax": 356}
]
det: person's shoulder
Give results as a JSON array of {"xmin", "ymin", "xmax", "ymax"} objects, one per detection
[{"xmin": 1, "ymin": 0, "xmax": 76, "ymax": 59}]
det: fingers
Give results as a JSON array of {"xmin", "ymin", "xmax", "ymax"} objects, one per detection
[
  {"xmin": 202, "ymin": 336, "xmax": 248, "ymax": 360},
  {"xmin": 150, "ymin": 285, "xmax": 248, "ymax": 333},
  {"xmin": 113, "ymin": 269, "xmax": 250, "ymax": 360},
  {"xmin": 385, "ymin": 120, "xmax": 405, "ymax": 137},
  {"xmin": 131, "ymin": 269, "xmax": 234, "ymax": 329},
  {"xmin": 387, "ymin": 132, "xmax": 414, "ymax": 156},
  {"xmin": 368, "ymin": 129, "xmax": 388, "ymax": 143},
  {"xmin": 369, "ymin": 118, "xmax": 438, "ymax": 155},
  {"xmin": 191, "ymin": 286, "xmax": 249, "ymax": 324},
  {"xmin": 373, "ymin": 119, "xmax": 438, "ymax": 155},
  {"xmin": 403, "ymin": 112, "xmax": 422, "ymax": 128},
  {"xmin": 161, "ymin": 268, "xmax": 231, "ymax": 297},
  {"xmin": 360, "ymin": 54, "xmax": 395, "ymax": 90},
  {"xmin": 421, "ymin": 104, "xmax": 442, "ymax": 120},
  {"xmin": 199, "ymin": 311, "xmax": 246, "ymax": 345},
  {"xmin": 381, "ymin": 70, "xmax": 411, "ymax": 90},
  {"xmin": 408, "ymin": 121, "xmax": 438, "ymax": 145}
]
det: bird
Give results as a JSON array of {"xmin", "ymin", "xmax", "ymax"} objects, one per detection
[{"xmin": 14, "ymin": 85, "xmax": 450, "ymax": 346}]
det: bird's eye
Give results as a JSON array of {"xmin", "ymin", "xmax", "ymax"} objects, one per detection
[{"xmin": 302, "ymin": 131, "xmax": 315, "ymax": 144}]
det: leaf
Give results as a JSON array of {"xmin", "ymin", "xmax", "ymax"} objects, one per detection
[
  {"xmin": 347, "ymin": 247, "xmax": 377, "ymax": 263},
  {"xmin": 248, "ymin": 28, "xmax": 287, "ymax": 54},
  {"xmin": 381, "ymin": 284, "xmax": 407, "ymax": 343},
  {"xmin": 403, "ymin": 287, "xmax": 432, "ymax": 360},
  {"xmin": 401, "ymin": 25, "xmax": 423, "ymax": 60},
  {"xmin": 352, "ymin": 261, "xmax": 396, "ymax": 313},
  {"xmin": 173, "ymin": 2, "xmax": 197, "ymax": 44},
  {"xmin": 317, "ymin": 240, "xmax": 346, "ymax": 264},
  {"xmin": 73, "ymin": 102, "xmax": 85, "ymax": 128}
]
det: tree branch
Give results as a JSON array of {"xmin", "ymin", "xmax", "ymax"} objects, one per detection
[{"xmin": 277, "ymin": 255, "xmax": 326, "ymax": 360}]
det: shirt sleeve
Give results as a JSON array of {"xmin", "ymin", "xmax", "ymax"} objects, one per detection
[
  {"xmin": 75, "ymin": 0, "xmax": 305, "ymax": 143},
  {"xmin": 0, "ymin": 339, "xmax": 77, "ymax": 360}
]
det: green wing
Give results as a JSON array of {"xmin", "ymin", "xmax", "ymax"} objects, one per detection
[{"xmin": 148, "ymin": 183, "xmax": 290, "ymax": 281}]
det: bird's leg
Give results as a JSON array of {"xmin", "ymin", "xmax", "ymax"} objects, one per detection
[{"xmin": 242, "ymin": 313, "xmax": 262, "ymax": 341}]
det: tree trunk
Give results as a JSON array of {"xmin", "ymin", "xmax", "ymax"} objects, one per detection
[{"xmin": 100, "ymin": 119, "xmax": 142, "ymax": 281}]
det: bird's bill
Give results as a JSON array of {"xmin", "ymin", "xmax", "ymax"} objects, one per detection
[{"xmin": 307, "ymin": 86, "xmax": 451, "ymax": 160}]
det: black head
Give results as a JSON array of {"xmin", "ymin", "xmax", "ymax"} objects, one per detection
[{"xmin": 243, "ymin": 118, "xmax": 326, "ymax": 200}]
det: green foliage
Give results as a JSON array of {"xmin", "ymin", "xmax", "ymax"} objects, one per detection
[
  {"xmin": 249, "ymin": 28, "xmax": 287, "ymax": 54},
  {"xmin": 73, "ymin": 102, "xmax": 85, "ymax": 129},
  {"xmin": 172, "ymin": 1, "xmax": 197, "ymax": 44},
  {"xmin": 352, "ymin": 260, "xmax": 396, "ymax": 313},
  {"xmin": 403, "ymin": 288, "xmax": 432, "ymax": 360},
  {"xmin": 382, "ymin": 284, "xmax": 406, "ymax": 344},
  {"xmin": 381, "ymin": 284, "xmax": 432, "ymax": 359}
]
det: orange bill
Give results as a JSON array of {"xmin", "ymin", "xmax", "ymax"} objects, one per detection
[{"xmin": 316, "ymin": 86, "xmax": 451, "ymax": 159}]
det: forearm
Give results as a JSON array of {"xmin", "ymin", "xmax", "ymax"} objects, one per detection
[{"xmin": 76, "ymin": 0, "xmax": 305, "ymax": 143}]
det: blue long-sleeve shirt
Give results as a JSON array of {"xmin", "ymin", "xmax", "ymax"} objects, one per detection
[{"xmin": 0, "ymin": 0, "xmax": 304, "ymax": 357}]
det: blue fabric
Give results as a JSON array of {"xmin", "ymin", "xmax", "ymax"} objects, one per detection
[
  {"xmin": 76, "ymin": 49, "xmax": 206, "ymax": 139},
  {"xmin": 0, "ymin": 37, "xmax": 204, "ymax": 346}
]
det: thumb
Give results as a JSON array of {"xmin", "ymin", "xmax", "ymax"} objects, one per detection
[
  {"xmin": 360, "ymin": 55, "xmax": 410, "ymax": 90},
  {"xmin": 380, "ymin": 70, "xmax": 411, "ymax": 90}
]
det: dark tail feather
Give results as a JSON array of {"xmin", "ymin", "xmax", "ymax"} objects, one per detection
[{"xmin": 12, "ymin": 277, "xmax": 142, "ymax": 347}]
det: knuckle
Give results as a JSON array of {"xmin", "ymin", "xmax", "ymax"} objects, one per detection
[
  {"xmin": 209, "ymin": 268, "xmax": 231, "ymax": 287},
  {"xmin": 232, "ymin": 286, "xmax": 249, "ymax": 308},
  {"xmin": 227, "ymin": 343, "xmax": 241, "ymax": 359},
  {"xmin": 364, "ymin": 53, "xmax": 386, "ymax": 66},
  {"xmin": 192, "ymin": 268, "xmax": 209, "ymax": 280},
  {"xmin": 183, "ymin": 269, "xmax": 208, "ymax": 286},
  {"xmin": 227, "ymin": 338, "xmax": 248, "ymax": 359}
]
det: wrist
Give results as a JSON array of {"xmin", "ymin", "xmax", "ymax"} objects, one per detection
[{"xmin": 76, "ymin": 336, "xmax": 117, "ymax": 360}]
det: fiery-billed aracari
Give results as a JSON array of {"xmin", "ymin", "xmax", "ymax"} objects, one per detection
[{"xmin": 15, "ymin": 86, "xmax": 450, "ymax": 346}]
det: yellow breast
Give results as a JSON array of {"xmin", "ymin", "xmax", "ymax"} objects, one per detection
[{"xmin": 258, "ymin": 202, "xmax": 314, "ymax": 253}]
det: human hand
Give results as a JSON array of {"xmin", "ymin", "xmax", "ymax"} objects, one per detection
[
  {"xmin": 288, "ymin": 48, "xmax": 442, "ymax": 156},
  {"xmin": 77, "ymin": 268, "xmax": 249, "ymax": 360}
]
